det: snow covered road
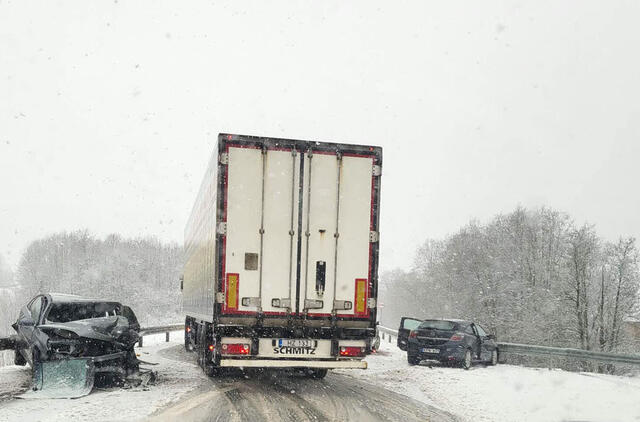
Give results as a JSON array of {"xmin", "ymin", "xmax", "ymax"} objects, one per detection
[
  {"xmin": 2, "ymin": 333, "xmax": 640, "ymax": 421},
  {"xmin": 149, "ymin": 343, "xmax": 456, "ymax": 421}
]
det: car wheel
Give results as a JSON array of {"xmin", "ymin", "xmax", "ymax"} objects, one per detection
[
  {"xmin": 488, "ymin": 349, "xmax": 498, "ymax": 366},
  {"xmin": 460, "ymin": 349, "xmax": 472, "ymax": 370},
  {"xmin": 407, "ymin": 353, "xmax": 419, "ymax": 366},
  {"xmin": 14, "ymin": 349, "xmax": 26, "ymax": 366}
]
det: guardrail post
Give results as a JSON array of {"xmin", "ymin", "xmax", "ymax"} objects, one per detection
[{"xmin": 166, "ymin": 332, "xmax": 170, "ymax": 342}]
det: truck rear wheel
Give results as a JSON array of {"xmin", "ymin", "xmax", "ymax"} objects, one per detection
[
  {"xmin": 184, "ymin": 317, "xmax": 195, "ymax": 352},
  {"xmin": 307, "ymin": 368, "xmax": 328, "ymax": 379},
  {"xmin": 196, "ymin": 321, "xmax": 221, "ymax": 377}
]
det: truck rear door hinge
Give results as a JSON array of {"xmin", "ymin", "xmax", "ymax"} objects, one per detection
[
  {"xmin": 367, "ymin": 298, "xmax": 377, "ymax": 308},
  {"xmin": 217, "ymin": 222, "xmax": 227, "ymax": 235},
  {"xmin": 215, "ymin": 292, "xmax": 225, "ymax": 303},
  {"xmin": 219, "ymin": 153, "xmax": 229, "ymax": 165},
  {"xmin": 369, "ymin": 231, "xmax": 379, "ymax": 243},
  {"xmin": 372, "ymin": 165, "xmax": 381, "ymax": 176}
]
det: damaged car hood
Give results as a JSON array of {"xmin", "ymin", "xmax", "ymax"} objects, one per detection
[{"xmin": 39, "ymin": 316, "xmax": 139, "ymax": 344}]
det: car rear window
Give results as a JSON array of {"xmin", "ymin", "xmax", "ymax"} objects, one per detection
[
  {"xmin": 418, "ymin": 320, "xmax": 458, "ymax": 331},
  {"xmin": 402, "ymin": 318, "xmax": 422, "ymax": 330},
  {"xmin": 46, "ymin": 302, "xmax": 122, "ymax": 323}
]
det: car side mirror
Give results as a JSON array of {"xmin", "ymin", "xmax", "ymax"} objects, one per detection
[
  {"xmin": 487, "ymin": 334, "xmax": 496, "ymax": 340},
  {"xmin": 19, "ymin": 317, "xmax": 35, "ymax": 327}
]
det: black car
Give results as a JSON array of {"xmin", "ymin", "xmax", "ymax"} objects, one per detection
[
  {"xmin": 406, "ymin": 318, "xmax": 498, "ymax": 369},
  {"xmin": 12, "ymin": 293, "xmax": 141, "ymax": 377}
]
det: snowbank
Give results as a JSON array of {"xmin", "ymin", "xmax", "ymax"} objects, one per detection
[{"xmin": 336, "ymin": 340, "xmax": 640, "ymax": 422}]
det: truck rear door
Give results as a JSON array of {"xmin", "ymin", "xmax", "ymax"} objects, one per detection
[
  {"xmin": 299, "ymin": 151, "xmax": 375, "ymax": 318},
  {"xmin": 220, "ymin": 137, "xmax": 380, "ymax": 319},
  {"xmin": 223, "ymin": 144, "xmax": 299, "ymax": 315}
]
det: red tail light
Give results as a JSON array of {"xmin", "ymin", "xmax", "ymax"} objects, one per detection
[
  {"xmin": 208, "ymin": 344, "xmax": 215, "ymax": 351},
  {"xmin": 221, "ymin": 343, "xmax": 250, "ymax": 355},
  {"xmin": 449, "ymin": 333, "xmax": 463, "ymax": 341},
  {"xmin": 340, "ymin": 346, "xmax": 365, "ymax": 357},
  {"xmin": 409, "ymin": 331, "xmax": 417, "ymax": 338},
  {"xmin": 186, "ymin": 326, "xmax": 191, "ymax": 333}
]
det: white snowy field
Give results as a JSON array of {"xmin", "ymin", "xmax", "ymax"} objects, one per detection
[
  {"xmin": 2, "ymin": 334, "xmax": 640, "ymax": 421},
  {"xmin": 336, "ymin": 340, "xmax": 640, "ymax": 422},
  {"xmin": 0, "ymin": 332, "xmax": 209, "ymax": 422}
]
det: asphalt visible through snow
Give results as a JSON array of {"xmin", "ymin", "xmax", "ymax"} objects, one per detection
[{"xmin": 149, "ymin": 345, "xmax": 459, "ymax": 422}]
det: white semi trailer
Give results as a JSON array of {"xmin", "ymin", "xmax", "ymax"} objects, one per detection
[{"xmin": 182, "ymin": 133, "xmax": 382, "ymax": 377}]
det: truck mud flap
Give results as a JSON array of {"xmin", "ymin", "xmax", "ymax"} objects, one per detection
[{"xmin": 20, "ymin": 358, "xmax": 95, "ymax": 399}]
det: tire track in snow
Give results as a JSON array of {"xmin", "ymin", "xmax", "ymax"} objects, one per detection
[{"xmin": 150, "ymin": 345, "xmax": 459, "ymax": 422}]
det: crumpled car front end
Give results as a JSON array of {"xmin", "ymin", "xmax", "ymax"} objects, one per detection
[
  {"xmin": 38, "ymin": 316, "xmax": 140, "ymax": 377},
  {"xmin": 14, "ymin": 298, "xmax": 146, "ymax": 398}
]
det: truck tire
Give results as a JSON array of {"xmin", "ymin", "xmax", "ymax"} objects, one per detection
[
  {"xmin": 184, "ymin": 317, "xmax": 194, "ymax": 352},
  {"xmin": 308, "ymin": 368, "xmax": 328, "ymax": 379},
  {"xmin": 203, "ymin": 362, "xmax": 218, "ymax": 377},
  {"xmin": 197, "ymin": 322, "xmax": 221, "ymax": 377}
]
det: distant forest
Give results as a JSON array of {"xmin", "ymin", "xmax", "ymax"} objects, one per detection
[
  {"xmin": 0, "ymin": 230, "xmax": 182, "ymax": 334},
  {"xmin": 379, "ymin": 206, "xmax": 640, "ymax": 366}
]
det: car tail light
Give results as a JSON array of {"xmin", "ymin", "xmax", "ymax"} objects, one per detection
[
  {"xmin": 208, "ymin": 344, "xmax": 215, "ymax": 351},
  {"xmin": 340, "ymin": 346, "xmax": 365, "ymax": 357},
  {"xmin": 186, "ymin": 326, "xmax": 191, "ymax": 333},
  {"xmin": 449, "ymin": 333, "xmax": 463, "ymax": 341},
  {"xmin": 409, "ymin": 330, "xmax": 417, "ymax": 338},
  {"xmin": 221, "ymin": 343, "xmax": 250, "ymax": 355}
]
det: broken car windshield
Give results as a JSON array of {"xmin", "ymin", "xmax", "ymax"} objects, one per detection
[{"xmin": 46, "ymin": 303, "xmax": 121, "ymax": 323}]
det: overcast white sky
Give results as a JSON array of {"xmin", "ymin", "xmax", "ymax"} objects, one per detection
[{"xmin": 1, "ymin": 1, "xmax": 639, "ymax": 273}]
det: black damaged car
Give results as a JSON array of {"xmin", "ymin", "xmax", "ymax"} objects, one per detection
[
  {"xmin": 406, "ymin": 319, "xmax": 499, "ymax": 369},
  {"xmin": 12, "ymin": 293, "xmax": 141, "ymax": 382}
]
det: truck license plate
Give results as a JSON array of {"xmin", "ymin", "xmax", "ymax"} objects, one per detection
[
  {"xmin": 422, "ymin": 348, "xmax": 439, "ymax": 354},
  {"xmin": 274, "ymin": 339, "xmax": 317, "ymax": 355}
]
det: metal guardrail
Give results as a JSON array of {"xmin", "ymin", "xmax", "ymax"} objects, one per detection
[
  {"xmin": 497, "ymin": 342, "xmax": 640, "ymax": 366},
  {"xmin": 137, "ymin": 323, "xmax": 184, "ymax": 347},
  {"xmin": 377, "ymin": 325, "xmax": 640, "ymax": 366},
  {"xmin": 378, "ymin": 325, "xmax": 398, "ymax": 344}
]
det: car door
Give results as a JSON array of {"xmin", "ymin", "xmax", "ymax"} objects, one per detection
[
  {"xmin": 20, "ymin": 296, "xmax": 43, "ymax": 337},
  {"xmin": 397, "ymin": 317, "xmax": 422, "ymax": 351},
  {"xmin": 14, "ymin": 296, "xmax": 43, "ymax": 362},
  {"xmin": 469, "ymin": 323, "xmax": 483, "ymax": 360},
  {"xmin": 475, "ymin": 324, "xmax": 495, "ymax": 362}
]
